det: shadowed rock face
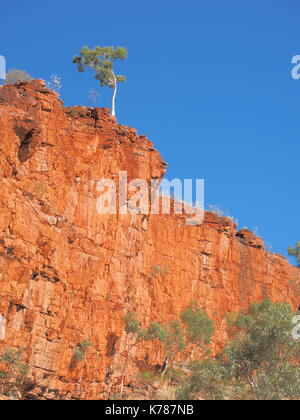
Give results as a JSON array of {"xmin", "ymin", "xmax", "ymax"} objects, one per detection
[{"xmin": 0, "ymin": 80, "xmax": 299, "ymax": 400}]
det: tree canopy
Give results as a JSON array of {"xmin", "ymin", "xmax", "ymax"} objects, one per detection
[
  {"xmin": 73, "ymin": 46, "xmax": 127, "ymax": 117},
  {"xmin": 177, "ymin": 299, "xmax": 300, "ymax": 400},
  {"xmin": 288, "ymin": 242, "xmax": 300, "ymax": 268}
]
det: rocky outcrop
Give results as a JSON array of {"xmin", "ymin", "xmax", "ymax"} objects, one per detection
[{"xmin": 0, "ymin": 80, "xmax": 299, "ymax": 399}]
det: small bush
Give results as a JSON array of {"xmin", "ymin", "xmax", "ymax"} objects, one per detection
[
  {"xmin": 288, "ymin": 242, "xmax": 300, "ymax": 268},
  {"xmin": 0, "ymin": 348, "xmax": 29, "ymax": 399},
  {"xmin": 152, "ymin": 265, "xmax": 169, "ymax": 278},
  {"xmin": 177, "ymin": 300, "xmax": 300, "ymax": 400},
  {"xmin": 125, "ymin": 311, "xmax": 142, "ymax": 335},
  {"xmin": 71, "ymin": 339, "xmax": 92, "ymax": 367}
]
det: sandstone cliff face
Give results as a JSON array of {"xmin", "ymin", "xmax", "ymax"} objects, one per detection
[{"xmin": 0, "ymin": 81, "xmax": 299, "ymax": 399}]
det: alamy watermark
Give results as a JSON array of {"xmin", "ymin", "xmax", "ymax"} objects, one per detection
[
  {"xmin": 0, "ymin": 55, "xmax": 6, "ymax": 80},
  {"xmin": 96, "ymin": 171, "xmax": 204, "ymax": 226},
  {"xmin": 291, "ymin": 55, "xmax": 300, "ymax": 80}
]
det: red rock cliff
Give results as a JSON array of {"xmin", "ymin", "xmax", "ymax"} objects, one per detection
[{"xmin": 0, "ymin": 80, "xmax": 299, "ymax": 399}]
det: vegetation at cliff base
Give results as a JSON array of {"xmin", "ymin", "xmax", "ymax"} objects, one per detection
[
  {"xmin": 181, "ymin": 302, "xmax": 215, "ymax": 347},
  {"xmin": 0, "ymin": 348, "xmax": 29, "ymax": 400},
  {"xmin": 176, "ymin": 299, "xmax": 300, "ymax": 400},
  {"xmin": 120, "ymin": 304, "xmax": 214, "ymax": 398}
]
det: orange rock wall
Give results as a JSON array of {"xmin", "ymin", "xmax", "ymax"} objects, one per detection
[{"xmin": 0, "ymin": 81, "xmax": 299, "ymax": 399}]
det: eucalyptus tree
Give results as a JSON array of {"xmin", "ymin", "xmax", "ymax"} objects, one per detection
[
  {"xmin": 73, "ymin": 46, "xmax": 127, "ymax": 118},
  {"xmin": 288, "ymin": 242, "xmax": 300, "ymax": 268},
  {"xmin": 177, "ymin": 299, "xmax": 300, "ymax": 400}
]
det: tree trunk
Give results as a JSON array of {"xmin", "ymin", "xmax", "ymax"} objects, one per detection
[
  {"xmin": 112, "ymin": 76, "xmax": 117, "ymax": 118},
  {"xmin": 120, "ymin": 355, "xmax": 128, "ymax": 398},
  {"xmin": 120, "ymin": 343, "xmax": 134, "ymax": 398}
]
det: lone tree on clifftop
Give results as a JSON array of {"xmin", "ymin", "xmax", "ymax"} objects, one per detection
[{"xmin": 73, "ymin": 46, "xmax": 127, "ymax": 118}]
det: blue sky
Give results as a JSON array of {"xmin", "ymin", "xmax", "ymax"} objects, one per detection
[{"xmin": 1, "ymin": 0, "xmax": 299, "ymax": 261}]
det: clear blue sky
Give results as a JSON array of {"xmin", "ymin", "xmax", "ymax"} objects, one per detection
[{"xmin": 1, "ymin": 0, "xmax": 299, "ymax": 261}]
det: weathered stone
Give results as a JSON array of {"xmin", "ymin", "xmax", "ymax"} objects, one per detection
[{"xmin": 0, "ymin": 80, "xmax": 299, "ymax": 400}]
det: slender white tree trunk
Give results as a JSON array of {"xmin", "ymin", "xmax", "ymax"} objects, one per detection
[{"xmin": 112, "ymin": 74, "xmax": 117, "ymax": 118}]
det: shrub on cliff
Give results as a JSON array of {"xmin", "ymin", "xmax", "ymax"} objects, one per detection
[
  {"xmin": 70, "ymin": 339, "xmax": 93, "ymax": 368},
  {"xmin": 176, "ymin": 299, "xmax": 300, "ymax": 400},
  {"xmin": 181, "ymin": 302, "xmax": 215, "ymax": 348},
  {"xmin": 0, "ymin": 348, "xmax": 29, "ymax": 399},
  {"xmin": 145, "ymin": 305, "xmax": 214, "ymax": 358},
  {"xmin": 4, "ymin": 69, "xmax": 33, "ymax": 85}
]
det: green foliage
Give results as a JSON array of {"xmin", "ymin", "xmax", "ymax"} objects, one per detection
[
  {"xmin": 225, "ymin": 299, "xmax": 300, "ymax": 372},
  {"xmin": 177, "ymin": 299, "xmax": 300, "ymax": 400},
  {"xmin": 125, "ymin": 303, "xmax": 214, "ymax": 368},
  {"xmin": 146, "ymin": 320, "xmax": 185, "ymax": 358},
  {"xmin": 123, "ymin": 304, "xmax": 215, "ymax": 394},
  {"xmin": 145, "ymin": 322, "xmax": 168, "ymax": 343},
  {"xmin": 4, "ymin": 69, "xmax": 33, "ymax": 85},
  {"xmin": 288, "ymin": 242, "xmax": 300, "ymax": 268},
  {"xmin": 125, "ymin": 311, "xmax": 140, "ymax": 334},
  {"xmin": 71, "ymin": 339, "xmax": 92, "ymax": 366},
  {"xmin": 0, "ymin": 348, "xmax": 29, "ymax": 399},
  {"xmin": 73, "ymin": 46, "xmax": 127, "ymax": 88},
  {"xmin": 181, "ymin": 302, "xmax": 215, "ymax": 346},
  {"xmin": 124, "ymin": 311, "xmax": 145, "ymax": 340},
  {"xmin": 152, "ymin": 265, "xmax": 169, "ymax": 278},
  {"xmin": 120, "ymin": 312, "xmax": 147, "ymax": 397},
  {"xmin": 176, "ymin": 359, "xmax": 230, "ymax": 400}
]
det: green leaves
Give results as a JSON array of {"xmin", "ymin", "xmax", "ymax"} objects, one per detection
[
  {"xmin": 125, "ymin": 311, "xmax": 143, "ymax": 337},
  {"xmin": 0, "ymin": 348, "xmax": 29, "ymax": 399},
  {"xmin": 145, "ymin": 320, "xmax": 185, "ymax": 358},
  {"xmin": 71, "ymin": 339, "xmax": 93, "ymax": 367},
  {"xmin": 116, "ymin": 75, "xmax": 126, "ymax": 83},
  {"xmin": 125, "ymin": 303, "xmax": 214, "ymax": 362},
  {"xmin": 176, "ymin": 359, "xmax": 230, "ymax": 400},
  {"xmin": 178, "ymin": 299, "xmax": 300, "ymax": 400},
  {"xmin": 181, "ymin": 302, "xmax": 215, "ymax": 346},
  {"xmin": 73, "ymin": 45, "xmax": 127, "ymax": 88},
  {"xmin": 288, "ymin": 242, "xmax": 300, "ymax": 268}
]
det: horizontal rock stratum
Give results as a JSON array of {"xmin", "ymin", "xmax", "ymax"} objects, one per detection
[{"xmin": 0, "ymin": 80, "xmax": 299, "ymax": 399}]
